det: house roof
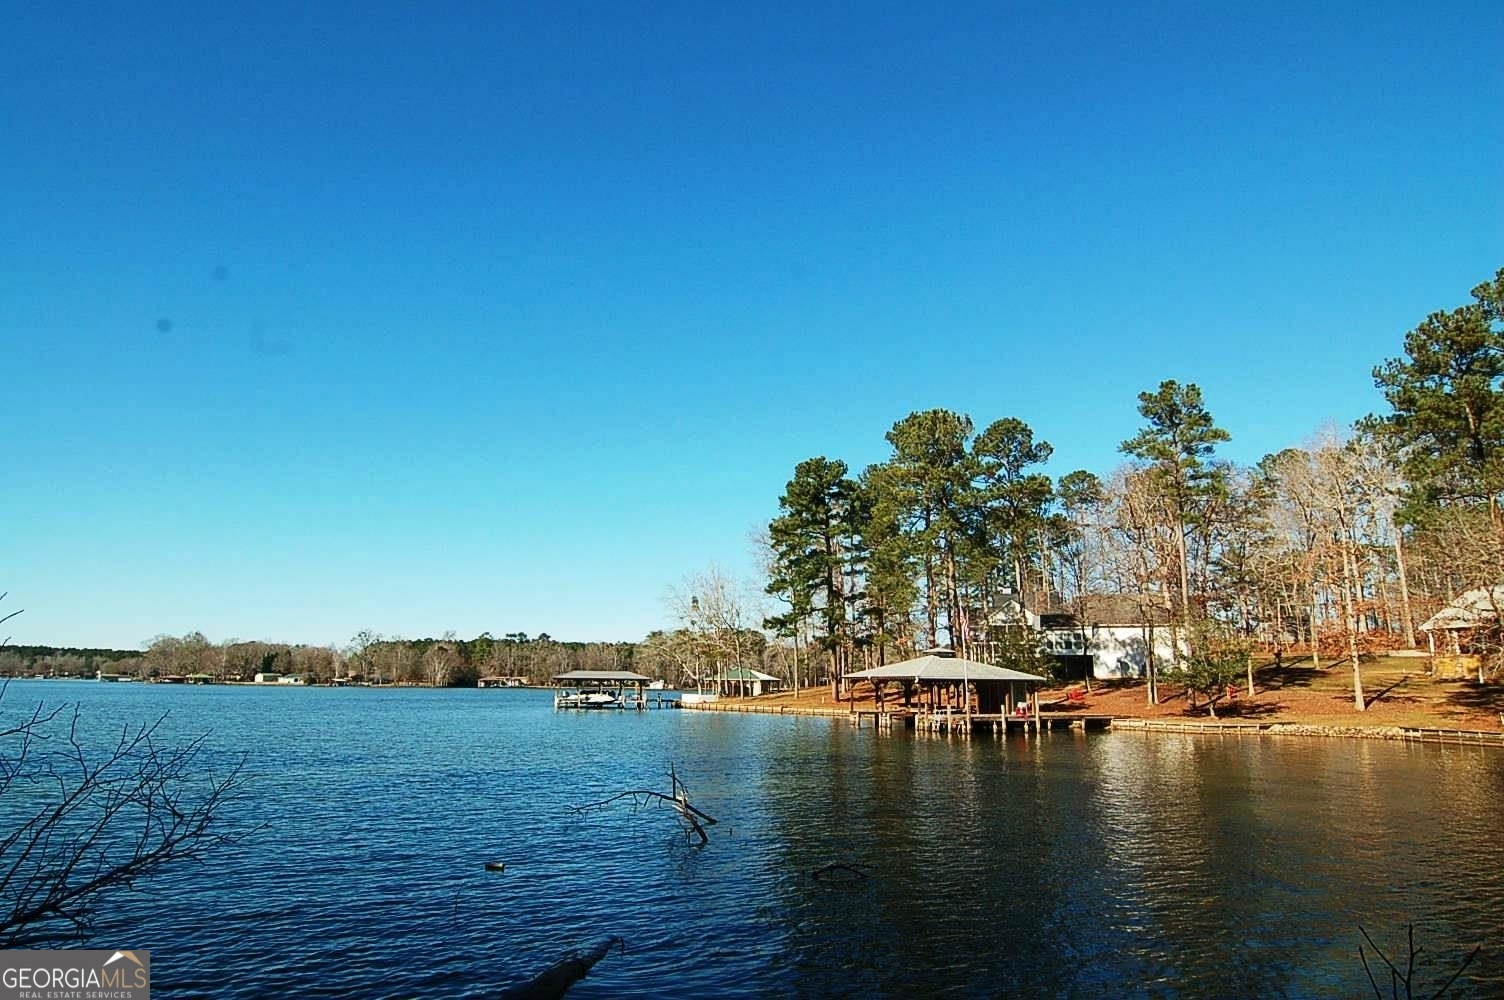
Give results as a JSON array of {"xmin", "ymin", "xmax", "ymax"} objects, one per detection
[
  {"xmin": 553, "ymin": 670, "xmax": 652, "ymax": 683},
  {"xmin": 714, "ymin": 666, "xmax": 780, "ymax": 682},
  {"xmin": 1050, "ymin": 595, "xmax": 1176, "ymax": 626},
  {"xmin": 847, "ymin": 654, "xmax": 1045, "ymax": 684},
  {"xmin": 1419, "ymin": 607, "xmax": 1485, "ymax": 632},
  {"xmin": 990, "ymin": 594, "xmax": 1175, "ymax": 628},
  {"xmin": 1419, "ymin": 586, "xmax": 1504, "ymax": 632}
]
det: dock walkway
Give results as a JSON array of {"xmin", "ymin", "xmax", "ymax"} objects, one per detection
[
  {"xmin": 687, "ymin": 701, "xmax": 1110, "ymax": 735},
  {"xmin": 1114, "ymin": 718, "xmax": 1504, "ymax": 746},
  {"xmin": 681, "ymin": 701, "xmax": 849, "ymax": 718},
  {"xmin": 678, "ymin": 700, "xmax": 1504, "ymax": 747}
]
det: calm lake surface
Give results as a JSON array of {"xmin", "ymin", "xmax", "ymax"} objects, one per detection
[{"xmin": 11, "ymin": 681, "xmax": 1502, "ymax": 998}]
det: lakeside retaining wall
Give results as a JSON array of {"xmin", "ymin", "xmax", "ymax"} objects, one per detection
[
  {"xmin": 679, "ymin": 700, "xmax": 850, "ymax": 718},
  {"xmin": 684, "ymin": 700, "xmax": 1504, "ymax": 746},
  {"xmin": 1112, "ymin": 718, "xmax": 1504, "ymax": 746}
]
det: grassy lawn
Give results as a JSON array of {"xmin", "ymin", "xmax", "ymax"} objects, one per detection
[
  {"xmin": 724, "ymin": 655, "xmax": 1504, "ymax": 732},
  {"xmin": 1042, "ymin": 655, "xmax": 1504, "ymax": 730}
]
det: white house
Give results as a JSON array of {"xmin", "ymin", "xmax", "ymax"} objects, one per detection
[{"xmin": 988, "ymin": 595, "xmax": 1183, "ymax": 681}]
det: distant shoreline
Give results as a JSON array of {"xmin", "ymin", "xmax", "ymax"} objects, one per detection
[
  {"xmin": 18, "ymin": 674, "xmax": 1504, "ymax": 746},
  {"xmin": 1, "ymin": 676, "xmax": 559, "ymax": 690}
]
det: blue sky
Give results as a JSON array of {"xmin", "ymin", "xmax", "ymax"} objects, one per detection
[{"xmin": 6, "ymin": 2, "xmax": 1500, "ymax": 650}]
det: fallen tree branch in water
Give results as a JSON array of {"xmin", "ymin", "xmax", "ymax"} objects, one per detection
[
  {"xmin": 499, "ymin": 936, "xmax": 624, "ymax": 1000},
  {"xmin": 811, "ymin": 862, "xmax": 873, "ymax": 882},
  {"xmin": 571, "ymin": 764, "xmax": 718, "ymax": 845},
  {"xmin": 1357, "ymin": 924, "xmax": 1481, "ymax": 1000}
]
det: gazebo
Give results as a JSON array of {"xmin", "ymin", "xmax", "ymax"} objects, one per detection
[
  {"xmin": 846, "ymin": 651, "xmax": 1047, "ymax": 723},
  {"xmin": 1418, "ymin": 586, "xmax": 1504, "ymax": 681},
  {"xmin": 712, "ymin": 666, "xmax": 782, "ymax": 698}
]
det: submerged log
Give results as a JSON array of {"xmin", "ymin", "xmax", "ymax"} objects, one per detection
[{"xmin": 499, "ymin": 936, "xmax": 624, "ymax": 1000}]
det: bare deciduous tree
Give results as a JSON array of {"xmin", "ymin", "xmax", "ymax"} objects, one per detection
[
  {"xmin": 667, "ymin": 567, "xmax": 764, "ymax": 693},
  {"xmin": 422, "ymin": 637, "xmax": 463, "ymax": 687},
  {"xmin": 1103, "ymin": 467, "xmax": 1180, "ymax": 704}
]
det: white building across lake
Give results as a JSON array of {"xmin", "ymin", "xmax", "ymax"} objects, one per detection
[{"xmin": 989, "ymin": 595, "xmax": 1182, "ymax": 681}]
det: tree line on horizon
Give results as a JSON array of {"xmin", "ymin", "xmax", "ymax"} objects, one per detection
[
  {"xmin": 2, "ymin": 631, "xmax": 646, "ymax": 687},
  {"xmin": 762, "ymin": 266, "xmax": 1504, "ymax": 711},
  {"xmin": 4, "ymin": 626, "xmax": 770, "ymax": 690}
]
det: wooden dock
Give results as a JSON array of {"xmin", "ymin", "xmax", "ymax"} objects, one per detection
[
  {"xmin": 683, "ymin": 701, "xmax": 850, "ymax": 718},
  {"xmin": 1110, "ymin": 719, "xmax": 1265, "ymax": 736},
  {"xmin": 1392, "ymin": 727, "xmax": 1504, "ymax": 746},
  {"xmin": 680, "ymin": 701, "xmax": 1504, "ymax": 748},
  {"xmin": 1113, "ymin": 718, "xmax": 1504, "ymax": 747},
  {"xmin": 853, "ymin": 708, "xmax": 1113, "ymax": 736}
]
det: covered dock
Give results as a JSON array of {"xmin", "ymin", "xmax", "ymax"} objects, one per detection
[
  {"xmin": 846, "ymin": 652, "xmax": 1053, "ymax": 737},
  {"xmin": 551, "ymin": 670, "xmax": 661, "ymax": 710}
]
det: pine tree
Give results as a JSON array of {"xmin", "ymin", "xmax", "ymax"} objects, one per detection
[
  {"xmin": 1120, "ymin": 380, "xmax": 1231, "ymax": 657},
  {"xmin": 766, "ymin": 457, "xmax": 859, "ymax": 695},
  {"xmin": 1372, "ymin": 267, "xmax": 1504, "ymax": 562}
]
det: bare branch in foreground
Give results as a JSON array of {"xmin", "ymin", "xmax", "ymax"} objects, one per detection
[
  {"xmin": 0, "ymin": 688, "xmax": 248, "ymax": 946},
  {"xmin": 0, "ymin": 591, "xmax": 21, "ymax": 644},
  {"xmin": 1358, "ymin": 924, "xmax": 1482, "ymax": 1000}
]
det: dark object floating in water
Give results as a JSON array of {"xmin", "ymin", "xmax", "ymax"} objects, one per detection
[
  {"xmin": 485, "ymin": 861, "xmax": 506, "ymax": 873},
  {"xmin": 155, "ymin": 318, "xmax": 173, "ymax": 333},
  {"xmin": 499, "ymin": 936, "xmax": 623, "ymax": 1000},
  {"xmin": 811, "ymin": 861, "xmax": 873, "ymax": 881}
]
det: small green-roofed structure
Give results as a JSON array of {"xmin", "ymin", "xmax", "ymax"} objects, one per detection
[{"xmin": 712, "ymin": 665, "xmax": 782, "ymax": 697}]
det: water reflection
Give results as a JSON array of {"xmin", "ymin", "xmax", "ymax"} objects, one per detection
[
  {"xmin": 10, "ymin": 683, "xmax": 1498, "ymax": 998},
  {"xmin": 758, "ymin": 728, "xmax": 1502, "ymax": 998}
]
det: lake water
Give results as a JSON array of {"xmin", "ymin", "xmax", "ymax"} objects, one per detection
[{"xmin": 6, "ymin": 681, "xmax": 1502, "ymax": 998}]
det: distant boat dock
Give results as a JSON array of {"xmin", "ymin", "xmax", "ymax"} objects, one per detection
[
  {"xmin": 550, "ymin": 670, "xmax": 679, "ymax": 711},
  {"xmin": 680, "ymin": 700, "xmax": 1111, "ymax": 735}
]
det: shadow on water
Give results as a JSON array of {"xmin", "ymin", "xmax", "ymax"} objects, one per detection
[{"xmin": 754, "ymin": 726, "xmax": 1503, "ymax": 998}]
